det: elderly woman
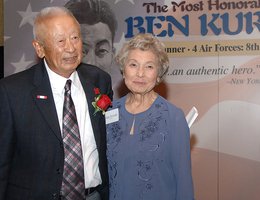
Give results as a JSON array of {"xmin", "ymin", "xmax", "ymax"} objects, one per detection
[{"xmin": 106, "ymin": 33, "xmax": 194, "ymax": 200}]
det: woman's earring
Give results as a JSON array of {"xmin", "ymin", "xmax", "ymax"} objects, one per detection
[{"xmin": 157, "ymin": 77, "xmax": 160, "ymax": 83}]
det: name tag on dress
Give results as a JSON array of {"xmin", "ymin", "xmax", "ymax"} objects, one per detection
[{"xmin": 105, "ymin": 108, "xmax": 119, "ymax": 124}]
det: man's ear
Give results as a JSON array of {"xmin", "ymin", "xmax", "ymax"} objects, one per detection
[{"xmin": 32, "ymin": 40, "xmax": 45, "ymax": 58}]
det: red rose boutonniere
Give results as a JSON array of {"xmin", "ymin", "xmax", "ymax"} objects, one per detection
[{"xmin": 92, "ymin": 88, "xmax": 112, "ymax": 115}]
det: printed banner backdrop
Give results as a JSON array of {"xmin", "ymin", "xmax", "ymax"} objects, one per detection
[{"xmin": 4, "ymin": 0, "xmax": 260, "ymax": 199}]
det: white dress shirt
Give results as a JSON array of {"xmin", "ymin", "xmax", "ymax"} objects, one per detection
[{"xmin": 44, "ymin": 60, "xmax": 102, "ymax": 188}]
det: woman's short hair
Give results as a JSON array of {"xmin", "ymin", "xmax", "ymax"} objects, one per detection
[{"xmin": 116, "ymin": 33, "xmax": 169, "ymax": 82}]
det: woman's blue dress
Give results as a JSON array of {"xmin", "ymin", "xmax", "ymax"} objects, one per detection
[{"xmin": 106, "ymin": 95, "xmax": 194, "ymax": 200}]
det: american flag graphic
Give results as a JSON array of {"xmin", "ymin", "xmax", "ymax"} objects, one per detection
[{"xmin": 3, "ymin": 0, "xmax": 139, "ymax": 77}]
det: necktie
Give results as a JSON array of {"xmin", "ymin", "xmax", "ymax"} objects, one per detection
[{"xmin": 61, "ymin": 80, "xmax": 85, "ymax": 200}]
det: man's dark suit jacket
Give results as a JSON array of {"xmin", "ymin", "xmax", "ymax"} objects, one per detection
[{"xmin": 0, "ymin": 60, "xmax": 113, "ymax": 200}]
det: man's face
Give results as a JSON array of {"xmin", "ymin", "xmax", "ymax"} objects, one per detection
[
  {"xmin": 80, "ymin": 22, "xmax": 114, "ymax": 73},
  {"xmin": 33, "ymin": 14, "xmax": 83, "ymax": 78}
]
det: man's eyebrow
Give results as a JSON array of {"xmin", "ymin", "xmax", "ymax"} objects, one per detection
[
  {"xmin": 96, "ymin": 39, "xmax": 110, "ymax": 46},
  {"xmin": 82, "ymin": 39, "xmax": 110, "ymax": 47}
]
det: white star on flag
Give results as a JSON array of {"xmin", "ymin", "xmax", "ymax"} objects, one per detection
[
  {"xmin": 18, "ymin": 3, "xmax": 38, "ymax": 28},
  {"xmin": 115, "ymin": 0, "xmax": 135, "ymax": 5},
  {"xmin": 4, "ymin": 36, "xmax": 11, "ymax": 42},
  {"xmin": 11, "ymin": 54, "xmax": 34, "ymax": 73}
]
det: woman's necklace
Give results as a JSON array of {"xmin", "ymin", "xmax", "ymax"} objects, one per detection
[
  {"xmin": 130, "ymin": 116, "xmax": 135, "ymax": 135},
  {"xmin": 128, "ymin": 93, "xmax": 157, "ymax": 135}
]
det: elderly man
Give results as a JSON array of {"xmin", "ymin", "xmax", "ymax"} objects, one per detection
[{"xmin": 0, "ymin": 6, "xmax": 112, "ymax": 200}]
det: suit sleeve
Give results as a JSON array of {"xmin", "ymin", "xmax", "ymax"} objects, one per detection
[{"xmin": 0, "ymin": 82, "xmax": 15, "ymax": 199}]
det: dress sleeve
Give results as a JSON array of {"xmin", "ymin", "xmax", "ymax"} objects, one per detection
[{"xmin": 169, "ymin": 106, "xmax": 195, "ymax": 200}]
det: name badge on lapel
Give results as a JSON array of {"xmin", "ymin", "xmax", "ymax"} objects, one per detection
[{"xmin": 105, "ymin": 108, "xmax": 119, "ymax": 124}]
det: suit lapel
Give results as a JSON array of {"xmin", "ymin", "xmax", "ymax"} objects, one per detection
[{"xmin": 31, "ymin": 62, "xmax": 62, "ymax": 142}]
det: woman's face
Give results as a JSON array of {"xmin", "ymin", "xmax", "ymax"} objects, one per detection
[{"xmin": 123, "ymin": 48, "xmax": 159, "ymax": 95}]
